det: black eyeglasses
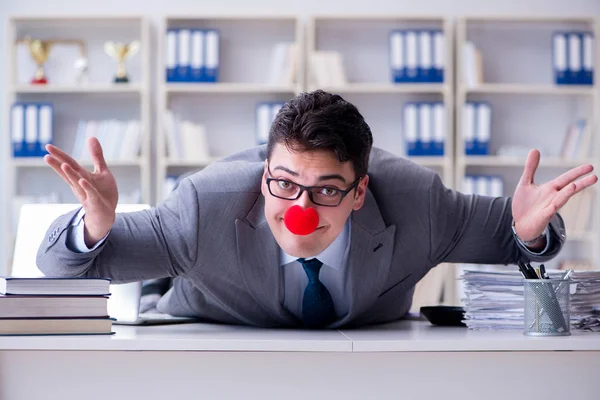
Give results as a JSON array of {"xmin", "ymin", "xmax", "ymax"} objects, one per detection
[{"xmin": 266, "ymin": 169, "xmax": 362, "ymax": 207}]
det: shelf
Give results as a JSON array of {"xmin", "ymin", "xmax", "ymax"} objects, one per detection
[
  {"xmin": 461, "ymin": 84, "xmax": 595, "ymax": 96},
  {"xmin": 312, "ymin": 14, "xmax": 446, "ymax": 22},
  {"xmin": 406, "ymin": 156, "xmax": 448, "ymax": 167},
  {"xmin": 309, "ymin": 83, "xmax": 447, "ymax": 94},
  {"xmin": 461, "ymin": 16, "xmax": 596, "ymax": 24},
  {"xmin": 462, "ymin": 156, "xmax": 594, "ymax": 168},
  {"xmin": 165, "ymin": 83, "xmax": 298, "ymax": 94},
  {"xmin": 165, "ymin": 158, "xmax": 220, "ymax": 167},
  {"xmin": 568, "ymin": 232, "xmax": 597, "ymax": 242},
  {"xmin": 11, "ymin": 158, "xmax": 144, "ymax": 168},
  {"xmin": 12, "ymin": 84, "xmax": 143, "ymax": 94}
]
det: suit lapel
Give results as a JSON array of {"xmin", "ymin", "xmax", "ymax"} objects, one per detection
[
  {"xmin": 235, "ymin": 195, "xmax": 298, "ymax": 326},
  {"xmin": 330, "ymin": 190, "xmax": 396, "ymax": 328}
]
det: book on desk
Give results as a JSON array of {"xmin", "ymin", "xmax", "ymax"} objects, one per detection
[{"xmin": 0, "ymin": 277, "xmax": 113, "ymax": 336}]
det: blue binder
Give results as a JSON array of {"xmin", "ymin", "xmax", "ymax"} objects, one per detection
[
  {"xmin": 190, "ymin": 29, "xmax": 205, "ymax": 82},
  {"xmin": 11, "ymin": 103, "xmax": 25, "ymax": 157},
  {"xmin": 176, "ymin": 29, "xmax": 192, "ymax": 82},
  {"xmin": 403, "ymin": 102, "xmax": 419, "ymax": 156},
  {"xmin": 432, "ymin": 30, "xmax": 444, "ymax": 83},
  {"xmin": 417, "ymin": 31, "xmax": 430, "ymax": 83},
  {"xmin": 204, "ymin": 29, "xmax": 220, "ymax": 83},
  {"xmin": 552, "ymin": 32, "xmax": 568, "ymax": 85},
  {"xmin": 390, "ymin": 30, "xmax": 406, "ymax": 83},
  {"xmin": 582, "ymin": 32, "xmax": 594, "ymax": 85},
  {"xmin": 166, "ymin": 28, "xmax": 178, "ymax": 82}
]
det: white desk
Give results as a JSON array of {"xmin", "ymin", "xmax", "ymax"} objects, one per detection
[{"xmin": 0, "ymin": 320, "xmax": 598, "ymax": 400}]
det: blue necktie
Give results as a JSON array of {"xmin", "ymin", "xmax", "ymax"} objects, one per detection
[{"xmin": 297, "ymin": 258, "xmax": 336, "ymax": 328}]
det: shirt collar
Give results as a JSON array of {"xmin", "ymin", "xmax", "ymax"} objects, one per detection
[{"xmin": 279, "ymin": 218, "xmax": 350, "ymax": 270}]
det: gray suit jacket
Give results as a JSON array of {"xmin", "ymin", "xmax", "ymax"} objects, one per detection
[{"xmin": 36, "ymin": 146, "xmax": 566, "ymax": 328}]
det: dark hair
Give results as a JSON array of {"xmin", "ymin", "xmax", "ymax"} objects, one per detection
[{"xmin": 267, "ymin": 90, "xmax": 373, "ymax": 178}]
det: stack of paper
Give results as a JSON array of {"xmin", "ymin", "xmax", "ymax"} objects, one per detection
[{"xmin": 461, "ymin": 269, "xmax": 600, "ymax": 332}]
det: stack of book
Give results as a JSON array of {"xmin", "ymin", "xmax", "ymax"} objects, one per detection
[
  {"xmin": 0, "ymin": 277, "xmax": 113, "ymax": 336},
  {"xmin": 461, "ymin": 269, "xmax": 600, "ymax": 332}
]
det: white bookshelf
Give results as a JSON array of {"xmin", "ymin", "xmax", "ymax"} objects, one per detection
[
  {"xmin": 307, "ymin": 15, "xmax": 455, "ymax": 187},
  {"xmin": 453, "ymin": 16, "xmax": 600, "ymax": 304},
  {"xmin": 3, "ymin": 16, "xmax": 151, "ymax": 274},
  {"xmin": 157, "ymin": 15, "xmax": 303, "ymax": 200}
]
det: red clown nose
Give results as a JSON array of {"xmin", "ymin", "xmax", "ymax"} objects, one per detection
[{"xmin": 284, "ymin": 205, "xmax": 319, "ymax": 235}]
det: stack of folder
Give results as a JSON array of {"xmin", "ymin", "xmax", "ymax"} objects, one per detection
[
  {"xmin": 552, "ymin": 31, "xmax": 594, "ymax": 85},
  {"xmin": 0, "ymin": 277, "xmax": 114, "ymax": 336},
  {"xmin": 389, "ymin": 29, "xmax": 445, "ymax": 83},
  {"xmin": 403, "ymin": 102, "xmax": 446, "ymax": 156},
  {"xmin": 166, "ymin": 28, "xmax": 220, "ymax": 83},
  {"xmin": 11, "ymin": 102, "xmax": 53, "ymax": 158},
  {"xmin": 461, "ymin": 269, "xmax": 600, "ymax": 332}
]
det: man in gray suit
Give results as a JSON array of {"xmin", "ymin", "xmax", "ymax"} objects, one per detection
[{"xmin": 37, "ymin": 90, "xmax": 597, "ymax": 328}]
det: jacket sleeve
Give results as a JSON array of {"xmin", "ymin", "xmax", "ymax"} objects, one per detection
[
  {"xmin": 36, "ymin": 177, "xmax": 201, "ymax": 283},
  {"xmin": 427, "ymin": 173, "xmax": 566, "ymax": 266}
]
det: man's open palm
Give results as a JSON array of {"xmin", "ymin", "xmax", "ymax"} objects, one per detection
[
  {"xmin": 44, "ymin": 137, "xmax": 118, "ymax": 244},
  {"xmin": 512, "ymin": 149, "xmax": 598, "ymax": 241}
]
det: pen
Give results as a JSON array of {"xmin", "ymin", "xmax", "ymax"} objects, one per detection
[
  {"xmin": 539, "ymin": 264, "xmax": 549, "ymax": 279},
  {"xmin": 524, "ymin": 262, "xmax": 538, "ymax": 279},
  {"xmin": 517, "ymin": 261, "xmax": 532, "ymax": 279}
]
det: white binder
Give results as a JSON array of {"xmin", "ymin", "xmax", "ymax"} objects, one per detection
[
  {"xmin": 419, "ymin": 103, "xmax": 432, "ymax": 155},
  {"xmin": 568, "ymin": 33, "xmax": 581, "ymax": 84},
  {"xmin": 403, "ymin": 103, "xmax": 418, "ymax": 156},
  {"xmin": 419, "ymin": 31, "xmax": 432, "ymax": 82},
  {"xmin": 11, "ymin": 103, "xmax": 24, "ymax": 157},
  {"xmin": 25, "ymin": 104, "xmax": 38, "ymax": 157},
  {"xmin": 205, "ymin": 30, "xmax": 219, "ymax": 82},
  {"xmin": 38, "ymin": 104, "xmax": 53, "ymax": 156},
  {"xmin": 177, "ymin": 29, "xmax": 191, "ymax": 82},
  {"xmin": 166, "ymin": 29, "xmax": 177, "ymax": 82},
  {"xmin": 191, "ymin": 30, "xmax": 205, "ymax": 82}
]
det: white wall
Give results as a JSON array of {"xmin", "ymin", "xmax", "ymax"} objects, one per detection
[{"xmin": 1, "ymin": 0, "xmax": 600, "ymax": 265}]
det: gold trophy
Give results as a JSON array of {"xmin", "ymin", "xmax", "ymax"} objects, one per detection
[
  {"xmin": 104, "ymin": 40, "xmax": 140, "ymax": 83},
  {"xmin": 24, "ymin": 37, "xmax": 54, "ymax": 84}
]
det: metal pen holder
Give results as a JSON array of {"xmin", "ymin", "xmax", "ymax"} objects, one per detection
[{"xmin": 523, "ymin": 278, "xmax": 571, "ymax": 336}]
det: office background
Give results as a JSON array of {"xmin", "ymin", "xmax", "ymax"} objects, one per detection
[{"xmin": 1, "ymin": 0, "xmax": 599, "ymax": 306}]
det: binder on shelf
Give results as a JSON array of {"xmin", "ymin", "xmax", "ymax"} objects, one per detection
[
  {"xmin": 463, "ymin": 102, "xmax": 476, "ymax": 155},
  {"xmin": 463, "ymin": 175, "xmax": 504, "ymax": 197},
  {"xmin": 475, "ymin": 102, "xmax": 491, "ymax": 156},
  {"xmin": 11, "ymin": 103, "xmax": 25, "ymax": 158},
  {"xmin": 389, "ymin": 30, "xmax": 405, "ymax": 83},
  {"xmin": 582, "ymin": 32, "xmax": 594, "ymax": 85},
  {"xmin": 432, "ymin": 102, "xmax": 445, "ymax": 156},
  {"xmin": 568, "ymin": 32, "xmax": 581, "ymax": 84},
  {"xmin": 553, "ymin": 33, "xmax": 567, "ymax": 85},
  {"xmin": 432, "ymin": 30, "xmax": 444, "ymax": 83},
  {"xmin": 166, "ymin": 28, "xmax": 178, "ymax": 82},
  {"xmin": 191, "ymin": 29, "xmax": 206, "ymax": 82},
  {"xmin": 37, "ymin": 104, "xmax": 53, "ymax": 157},
  {"xmin": 418, "ymin": 31, "xmax": 432, "ymax": 83},
  {"xmin": 418, "ymin": 103, "xmax": 432, "ymax": 155},
  {"xmin": 255, "ymin": 102, "xmax": 284, "ymax": 145},
  {"xmin": 176, "ymin": 29, "xmax": 192, "ymax": 83},
  {"xmin": 405, "ymin": 30, "xmax": 418, "ymax": 82},
  {"xmin": 464, "ymin": 102, "xmax": 490, "ymax": 156},
  {"xmin": 403, "ymin": 102, "xmax": 418, "ymax": 156},
  {"xmin": 25, "ymin": 104, "xmax": 38, "ymax": 157},
  {"xmin": 204, "ymin": 29, "xmax": 219, "ymax": 83}
]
